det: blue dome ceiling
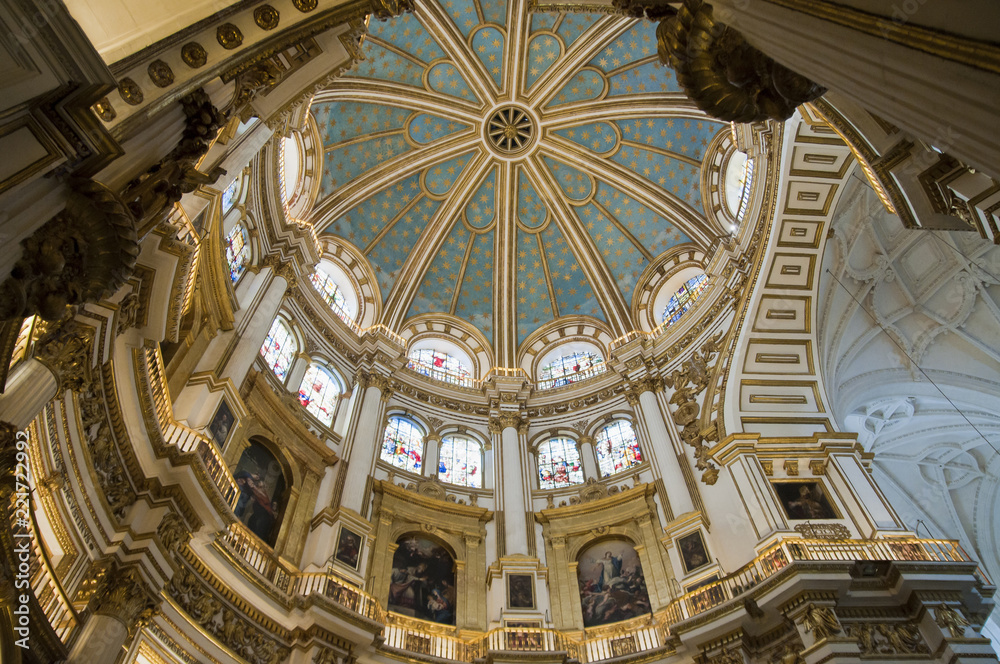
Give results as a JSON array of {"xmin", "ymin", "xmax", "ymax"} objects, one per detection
[{"xmin": 306, "ymin": 0, "xmax": 727, "ymax": 361}]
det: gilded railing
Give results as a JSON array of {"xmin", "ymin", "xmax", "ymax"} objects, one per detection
[
  {"xmin": 294, "ymin": 570, "xmax": 386, "ymax": 624},
  {"xmin": 383, "ymin": 613, "xmax": 480, "ymax": 661},
  {"xmin": 141, "ymin": 345, "xmax": 238, "ymax": 508},
  {"xmin": 578, "ymin": 619, "xmax": 668, "ymax": 663},
  {"xmin": 219, "ymin": 523, "xmax": 292, "ymax": 592},
  {"xmin": 485, "ymin": 626, "xmax": 579, "ymax": 658},
  {"xmin": 660, "ymin": 537, "xmax": 979, "ymax": 625},
  {"xmin": 535, "ymin": 363, "xmax": 608, "ymax": 391}
]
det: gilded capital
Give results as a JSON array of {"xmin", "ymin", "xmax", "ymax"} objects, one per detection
[
  {"xmin": 92, "ymin": 565, "xmax": 158, "ymax": 627},
  {"xmin": 33, "ymin": 318, "xmax": 93, "ymax": 392}
]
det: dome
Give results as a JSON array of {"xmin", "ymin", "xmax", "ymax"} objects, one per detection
[{"xmin": 304, "ymin": 0, "xmax": 730, "ymax": 356}]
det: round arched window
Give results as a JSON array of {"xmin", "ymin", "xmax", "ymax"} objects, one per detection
[
  {"xmin": 224, "ymin": 223, "xmax": 250, "ymax": 283},
  {"xmin": 595, "ymin": 421, "xmax": 643, "ymax": 477},
  {"xmin": 259, "ymin": 318, "xmax": 296, "ymax": 382},
  {"xmin": 661, "ymin": 274, "xmax": 709, "ymax": 327},
  {"xmin": 538, "ymin": 349, "xmax": 606, "ymax": 389},
  {"xmin": 407, "ymin": 348, "xmax": 473, "ymax": 387},
  {"xmin": 537, "ymin": 438, "xmax": 584, "ymax": 489},
  {"xmin": 222, "ymin": 177, "xmax": 241, "ymax": 213},
  {"xmin": 380, "ymin": 417, "xmax": 424, "ymax": 474},
  {"xmin": 438, "ymin": 436, "xmax": 482, "ymax": 488},
  {"xmin": 309, "ymin": 266, "xmax": 355, "ymax": 324},
  {"xmin": 297, "ymin": 364, "xmax": 341, "ymax": 425}
]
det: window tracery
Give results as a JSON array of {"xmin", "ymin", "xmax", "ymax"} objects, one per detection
[
  {"xmin": 537, "ymin": 438, "xmax": 584, "ymax": 489},
  {"xmin": 297, "ymin": 364, "xmax": 340, "ymax": 425},
  {"xmin": 538, "ymin": 350, "xmax": 606, "ymax": 389},
  {"xmin": 225, "ymin": 223, "xmax": 250, "ymax": 283},
  {"xmin": 438, "ymin": 436, "xmax": 482, "ymax": 488},
  {"xmin": 309, "ymin": 267, "xmax": 355, "ymax": 324},
  {"xmin": 380, "ymin": 417, "xmax": 424, "ymax": 474},
  {"xmin": 407, "ymin": 348, "xmax": 473, "ymax": 387},
  {"xmin": 595, "ymin": 420, "xmax": 643, "ymax": 477},
  {"xmin": 260, "ymin": 318, "xmax": 296, "ymax": 382},
  {"xmin": 661, "ymin": 274, "xmax": 709, "ymax": 327}
]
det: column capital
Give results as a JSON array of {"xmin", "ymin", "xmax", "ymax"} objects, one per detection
[
  {"xmin": 91, "ymin": 565, "xmax": 159, "ymax": 628},
  {"xmin": 489, "ymin": 412, "xmax": 528, "ymax": 435},
  {"xmin": 32, "ymin": 318, "xmax": 94, "ymax": 392}
]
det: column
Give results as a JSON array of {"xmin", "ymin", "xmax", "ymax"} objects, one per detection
[
  {"xmin": 634, "ymin": 388, "xmax": 696, "ymax": 517},
  {"xmin": 285, "ymin": 353, "xmax": 310, "ymax": 394},
  {"xmin": 0, "ymin": 359, "xmax": 58, "ymax": 430},
  {"xmin": 338, "ymin": 372, "xmax": 392, "ymax": 513},
  {"xmin": 66, "ymin": 567, "xmax": 156, "ymax": 664},
  {"xmin": 578, "ymin": 436, "xmax": 599, "ymax": 480},
  {"xmin": 331, "ymin": 392, "xmax": 351, "ymax": 436},
  {"xmin": 219, "ymin": 270, "xmax": 287, "ymax": 383},
  {"xmin": 491, "ymin": 413, "xmax": 529, "ymax": 556},
  {"xmin": 423, "ymin": 432, "xmax": 441, "ymax": 479}
]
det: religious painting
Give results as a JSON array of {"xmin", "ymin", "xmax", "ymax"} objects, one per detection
[
  {"xmin": 684, "ymin": 574, "xmax": 719, "ymax": 594},
  {"xmin": 232, "ymin": 441, "xmax": 287, "ymax": 547},
  {"xmin": 507, "ymin": 573, "xmax": 534, "ymax": 609},
  {"xmin": 388, "ymin": 535, "xmax": 456, "ymax": 625},
  {"xmin": 576, "ymin": 538, "xmax": 651, "ymax": 628},
  {"xmin": 209, "ymin": 399, "xmax": 235, "ymax": 447},
  {"xmin": 677, "ymin": 531, "xmax": 711, "ymax": 574},
  {"xmin": 334, "ymin": 526, "xmax": 363, "ymax": 570},
  {"xmin": 773, "ymin": 481, "xmax": 839, "ymax": 520},
  {"xmin": 504, "ymin": 621, "xmax": 542, "ymax": 649}
]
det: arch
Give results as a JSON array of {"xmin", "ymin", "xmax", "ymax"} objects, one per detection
[
  {"xmin": 632, "ymin": 247, "xmax": 706, "ymax": 332},
  {"xmin": 309, "ymin": 260, "xmax": 358, "ymax": 325},
  {"xmin": 260, "ymin": 316, "xmax": 298, "ymax": 382},
  {"xmin": 297, "ymin": 362, "xmax": 344, "ymax": 426},
  {"xmin": 437, "ymin": 434, "xmax": 483, "ymax": 488},
  {"xmin": 536, "ymin": 436, "xmax": 584, "ymax": 490},
  {"xmin": 402, "ymin": 313, "xmax": 494, "ymax": 379},
  {"xmin": 518, "ymin": 315, "xmax": 614, "ymax": 375},
  {"xmin": 656, "ymin": 272, "xmax": 710, "ymax": 328},
  {"xmin": 233, "ymin": 438, "xmax": 291, "ymax": 548},
  {"xmin": 221, "ymin": 172, "xmax": 244, "ymax": 214},
  {"xmin": 388, "ymin": 533, "xmax": 457, "ymax": 625},
  {"xmin": 380, "ymin": 415, "xmax": 426, "ymax": 475},
  {"xmin": 575, "ymin": 536, "xmax": 651, "ymax": 627},
  {"xmin": 593, "ymin": 420, "xmax": 643, "ymax": 477}
]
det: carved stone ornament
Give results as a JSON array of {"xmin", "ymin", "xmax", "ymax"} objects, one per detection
[
  {"xmin": 845, "ymin": 622, "xmax": 929, "ymax": 655},
  {"xmin": 157, "ymin": 511, "xmax": 191, "ymax": 552},
  {"xmin": 169, "ymin": 568, "xmax": 289, "ymax": 664},
  {"xmin": 415, "ymin": 477, "xmax": 447, "ymax": 500},
  {"xmin": 794, "ymin": 523, "xmax": 850, "ymax": 541},
  {"xmin": 147, "ymin": 60, "xmax": 175, "ymax": 88},
  {"xmin": 93, "ymin": 97, "xmax": 116, "ymax": 122},
  {"xmin": 369, "ymin": 0, "xmax": 415, "ymax": 21},
  {"xmin": 181, "ymin": 42, "xmax": 208, "ymax": 68},
  {"xmin": 117, "ymin": 77, "xmax": 143, "ymax": 105},
  {"xmin": 119, "ymin": 89, "xmax": 226, "ymax": 231},
  {"xmin": 292, "ymin": 0, "xmax": 318, "ymax": 12},
  {"xmin": 578, "ymin": 477, "xmax": 608, "ymax": 503},
  {"xmin": 0, "ymin": 180, "xmax": 139, "ymax": 322},
  {"xmin": 935, "ymin": 604, "xmax": 970, "ymax": 638},
  {"xmin": 797, "ymin": 603, "xmax": 841, "ymax": 641},
  {"xmin": 76, "ymin": 377, "xmax": 136, "ymax": 519},
  {"xmin": 92, "ymin": 566, "xmax": 158, "ymax": 627},
  {"xmin": 657, "ymin": 0, "xmax": 826, "ymax": 122},
  {"xmin": 217, "ymin": 23, "xmax": 244, "ymax": 50},
  {"xmin": 230, "ymin": 60, "xmax": 283, "ymax": 116},
  {"xmin": 254, "ymin": 5, "xmax": 280, "ymax": 29}
]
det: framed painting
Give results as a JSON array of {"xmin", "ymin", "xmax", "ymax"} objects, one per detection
[
  {"xmin": 772, "ymin": 481, "xmax": 839, "ymax": 520},
  {"xmin": 334, "ymin": 526, "xmax": 363, "ymax": 570},
  {"xmin": 507, "ymin": 573, "xmax": 535, "ymax": 610},
  {"xmin": 209, "ymin": 399, "xmax": 235, "ymax": 447},
  {"xmin": 677, "ymin": 530, "xmax": 711, "ymax": 575}
]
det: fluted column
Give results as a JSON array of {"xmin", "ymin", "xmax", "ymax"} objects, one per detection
[
  {"xmin": 66, "ymin": 566, "xmax": 156, "ymax": 664},
  {"xmin": 490, "ymin": 413, "xmax": 530, "ymax": 556},
  {"xmin": 630, "ymin": 383, "xmax": 696, "ymax": 517},
  {"xmin": 0, "ymin": 359, "xmax": 57, "ymax": 430},
  {"xmin": 578, "ymin": 435, "xmax": 599, "ymax": 480}
]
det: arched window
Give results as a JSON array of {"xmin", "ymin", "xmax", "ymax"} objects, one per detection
[
  {"xmin": 225, "ymin": 223, "xmax": 250, "ymax": 283},
  {"xmin": 537, "ymin": 438, "xmax": 584, "ymax": 489},
  {"xmin": 438, "ymin": 436, "xmax": 482, "ymax": 488},
  {"xmin": 260, "ymin": 318, "xmax": 296, "ymax": 381},
  {"xmin": 595, "ymin": 421, "xmax": 643, "ymax": 477},
  {"xmin": 407, "ymin": 349, "xmax": 473, "ymax": 387},
  {"xmin": 539, "ymin": 350, "xmax": 606, "ymax": 389},
  {"xmin": 309, "ymin": 267, "xmax": 354, "ymax": 324},
  {"xmin": 661, "ymin": 274, "xmax": 709, "ymax": 327},
  {"xmin": 298, "ymin": 364, "xmax": 340, "ymax": 425},
  {"xmin": 222, "ymin": 177, "xmax": 240, "ymax": 213},
  {"xmin": 380, "ymin": 417, "xmax": 424, "ymax": 474}
]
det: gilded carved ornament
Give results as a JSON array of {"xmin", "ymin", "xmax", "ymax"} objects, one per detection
[
  {"xmin": 181, "ymin": 42, "xmax": 207, "ymax": 68},
  {"xmin": 797, "ymin": 603, "xmax": 841, "ymax": 641},
  {"xmin": 254, "ymin": 5, "xmax": 281, "ymax": 30},
  {"xmin": 157, "ymin": 511, "xmax": 191, "ymax": 552},
  {"xmin": 369, "ymin": 0, "xmax": 416, "ymax": 21},
  {"xmin": 147, "ymin": 60, "xmax": 174, "ymax": 88},
  {"xmin": 91, "ymin": 565, "xmax": 158, "ymax": 627},
  {"xmin": 117, "ymin": 77, "xmax": 143, "ymax": 105},
  {"xmin": 793, "ymin": 523, "xmax": 850, "ymax": 541},
  {"xmin": 217, "ymin": 23, "xmax": 244, "ymax": 49},
  {"xmin": 657, "ymin": 0, "xmax": 825, "ymax": 123},
  {"xmin": 935, "ymin": 604, "xmax": 969, "ymax": 638},
  {"xmin": 845, "ymin": 622, "xmax": 928, "ymax": 655}
]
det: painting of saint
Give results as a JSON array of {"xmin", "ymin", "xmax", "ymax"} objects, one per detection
[
  {"xmin": 209, "ymin": 399, "xmax": 235, "ymax": 447},
  {"xmin": 388, "ymin": 536, "xmax": 456, "ymax": 625},
  {"xmin": 335, "ymin": 527, "xmax": 363, "ymax": 570},
  {"xmin": 507, "ymin": 574, "xmax": 534, "ymax": 609},
  {"xmin": 773, "ymin": 481, "xmax": 839, "ymax": 520},
  {"xmin": 232, "ymin": 441, "xmax": 287, "ymax": 546},
  {"xmin": 576, "ymin": 539, "xmax": 651, "ymax": 627},
  {"xmin": 677, "ymin": 531, "xmax": 711, "ymax": 574}
]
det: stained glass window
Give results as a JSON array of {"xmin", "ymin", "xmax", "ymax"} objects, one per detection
[
  {"xmin": 309, "ymin": 268, "xmax": 354, "ymax": 324},
  {"xmin": 537, "ymin": 438, "xmax": 584, "ymax": 489},
  {"xmin": 380, "ymin": 417, "xmax": 423, "ymax": 474},
  {"xmin": 438, "ymin": 436, "xmax": 482, "ymax": 488},
  {"xmin": 298, "ymin": 364, "xmax": 340, "ymax": 426},
  {"xmin": 595, "ymin": 421, "xmax": 643, "ymax": 477},
  {"xmin": 538, "ymin": 350, "xmax": 605, "ymax": 389},
  {"xmin": 661, "ymin": 274, "xmax": 709, "ymax": 327},
  {"xmin": 407, "ymin": 348, "xmax": 473, "ymax": 387},
  {"xmin": 260, "ymin": 318, "xmax": 296, "ymax": 381},
  {"xmin": 222, "ymin": 178, "xmax": 240, "ymax": 212},
  {"xmin": 225, "ymin": 224, "xmax": 250, "ymax": 283}
]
